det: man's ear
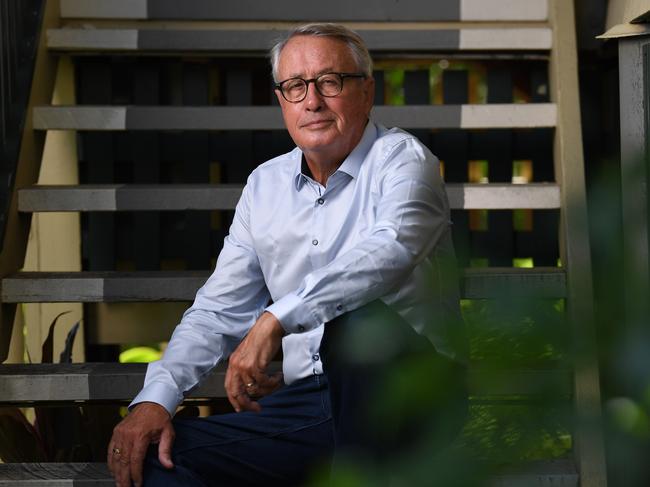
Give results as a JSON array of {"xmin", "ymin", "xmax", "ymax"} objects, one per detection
[
  {"xmin": 364, "ymin": 77, "xmax": 376, "ymax": 113},
  {"xmin": 274, "ymin": 88, "xmax": 284, "ymax": 106}
]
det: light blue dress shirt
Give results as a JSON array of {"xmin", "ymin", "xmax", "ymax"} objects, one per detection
[{"xmin": 131, "ymin": 120, "xmax": 466, "ymax": 416}]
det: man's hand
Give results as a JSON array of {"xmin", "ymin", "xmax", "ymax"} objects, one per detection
[
  {"xmin": 225, "ymin": 311, "xmax": 285, "ymax": 412},
  {"xmin": 108, "ymin": 402, "xmax": 175, "ymax": 487}
]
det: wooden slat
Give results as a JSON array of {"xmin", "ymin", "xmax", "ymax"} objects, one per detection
[
  {"xmin": 46, "ymin": 28, "xmax": 552, "ymax": 53},
  {"xmin": 0, "ymin": 363, "xmax": 224, "ymax": 403},
  {"xmin": 17, "ymin": 183, "xmax": 560, "ymax": 212},
  {"xmin": 60, "ymin": 0, "xmax": 549, "ymax": 22},
  {"xmin": 0, "ymin": 363, "xmax": 569, "ymax": 404},
  {"xmin": 0, "ymin": 268, "xmax": 566, "ymax": 303},
  {"xmin": 447, "ymin": 183, "xmax": 560, "ymax": 209},
  {"xmin": 32, "ymin": 104, "xmax": 557, "ymax": 131},
  {"xmin": 1, "ymin": 271, "xmax": 207, "ymax": 302}
]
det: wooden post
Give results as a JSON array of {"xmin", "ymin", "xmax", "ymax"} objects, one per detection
[
  {"xmin": 549, "ymin": 0, "xmax": 607, "ymax": 485},
  {"xmin": 619, "ymin": 35, "xmax": 650, "ymax": 327}
]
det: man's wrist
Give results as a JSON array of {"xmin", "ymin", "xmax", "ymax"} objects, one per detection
[
  {"xmin": 265, "ymin": 293, "xmax": 316, "ymax": 334},
  {"xmin": 261, "ymin": 311, "xmax": 286, "ymax": 339}
]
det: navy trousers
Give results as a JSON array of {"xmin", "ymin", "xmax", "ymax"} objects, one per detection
[
  {"xmin": 143, "ymin": 301, "xmax": 467, "ymax": 486},
  {"xmin": 143, "ymin": 374, "xmax": 333, "ymax": 486}
]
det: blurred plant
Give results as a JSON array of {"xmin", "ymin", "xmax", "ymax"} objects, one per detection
[
  {"xmin": 0, "ymin": 312, "xmax": 121, "ymax": 462},
  {"xmin": 309, "ymin": 287, "xmax": 576, "ymax": 485}
]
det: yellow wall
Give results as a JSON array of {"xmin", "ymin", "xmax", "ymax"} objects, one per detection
[{"xmin": 21, "ymin": 55, "xmax": 84, "ymax": 363}]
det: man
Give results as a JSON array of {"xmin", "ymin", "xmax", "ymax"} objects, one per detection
[{"xmin": 108, "ymin": 23, "xmax": 467, "ymax": 487}]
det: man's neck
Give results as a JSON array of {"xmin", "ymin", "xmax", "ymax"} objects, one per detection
[{"xmin": 303, "ymin": 156, "xmax": 342, "ymax": 186}]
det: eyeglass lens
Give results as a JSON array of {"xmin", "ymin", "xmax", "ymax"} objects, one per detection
[{"xmin": 283, "ymin": 74, "xmax": 342, "ymax": 102}]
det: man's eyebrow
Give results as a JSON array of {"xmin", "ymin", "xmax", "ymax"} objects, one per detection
[{"xmin": 284, "ymin": 68, "xmax": 337, "ymax": 79}]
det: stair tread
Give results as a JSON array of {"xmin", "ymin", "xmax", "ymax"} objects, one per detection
[
  {"xmin": 0, "ymin": 363, "xmax": 571, "ymax": 404},
  {"xmin": 32, "ymin": 104, "xmax": 558, "ymax": 130},
  {"xmin": 47, "ymin": 27, "xmax": 553, "ymax": 52},
  {"xmin": 0, "ymin": 460, "xmax": 577, "ymax": 486},
  {"xmin": 1, "ymin": 268, "xmax": 567, "ymax": 302},
  {"xmin": 17, "ymin": 183, "xmax": 561, "ymax": 212},
  {"xmin": 60, "ymin": 0, "xmax": 549, "ymax": 22}
]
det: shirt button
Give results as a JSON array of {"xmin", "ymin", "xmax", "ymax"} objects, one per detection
[
  {"xmin": 297, "ymin": 324, "xmax": 305, "ymax": 332},
  {"xmin": 312, "ymin": 354, "xmax": 320, "ymax": 362},
  {"xmin": 317, "ymin": 198, "xmax": 324, "ymax": 205},
  {"xmin": 312, "ymin": 239, "xmax": 318, "ymax": 246},
  {"xmin": 336, "ymin": 304, "xmax": 343, "ymax": 311}
]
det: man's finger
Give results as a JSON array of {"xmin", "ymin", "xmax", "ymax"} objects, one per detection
[
  {"xmin": 158, "ymin": 425, "xmax": 176, "ymax": 469},
  {"xmin": 106, "ymin": 442, "xmax": 116, "ymax": 476},
  {"xmin": 114, "ymin": 447, "xmax": 132, "ymax": 487},
  {"xmin": 129, "ymin": 439, "xmax": 151, "ymax": 487},
  {"xmin": 256, "ymin": 372, "xmax": 284, "ymax": 396},
  {"xmin": 236, "ymin": 386, "xmax": 262, "ymax": 412},
  {"xmin": 225, "ymin": 366, "xmax": 245, "ymax": 412}
]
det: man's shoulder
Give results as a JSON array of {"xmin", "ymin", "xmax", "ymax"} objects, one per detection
[
  {"xmin": 247, "ymin": 147, "xmax": 300, "ymax": 182},
  {"xmin": 372, "ymin": 123, "xmax": 435, "ymax": 162}
]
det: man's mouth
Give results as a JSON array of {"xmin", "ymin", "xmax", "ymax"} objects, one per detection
[{"xmin": 301, "ymin": 119, "xmax": 333, "ymax": 129}]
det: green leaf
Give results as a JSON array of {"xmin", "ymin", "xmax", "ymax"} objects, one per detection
[
  {"xmin": 59, "ymin": 322, "xmax": 80, "ymax": 363},
  {"xmin": 41, "ymin": 311, "xmax": 72, "ymax": 364}
]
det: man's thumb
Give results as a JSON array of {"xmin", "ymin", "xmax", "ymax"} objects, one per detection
[{"xmin": 158, "ymin": 427, "xmax": 175, "ymax": 469}]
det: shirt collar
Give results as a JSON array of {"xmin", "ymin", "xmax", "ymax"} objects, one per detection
[{"xmin": 293, "ymin": 120, "xmax": 378, "ymax": 191}]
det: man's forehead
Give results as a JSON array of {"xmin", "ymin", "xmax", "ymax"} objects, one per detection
[{"xmin": 278, "ymin": 36, "xmax": 356, "ymax": 77}]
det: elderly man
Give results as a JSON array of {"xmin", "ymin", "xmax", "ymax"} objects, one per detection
[{"xmin": 108, "ymin": 23, "xmax": 467, "ymax": 486}]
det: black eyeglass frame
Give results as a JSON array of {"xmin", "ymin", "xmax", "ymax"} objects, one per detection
[{"xmin": 274, "ymin": 72, "xmax": 367, "ymax": 103}]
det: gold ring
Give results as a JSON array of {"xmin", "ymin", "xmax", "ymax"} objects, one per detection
[{"xmin": 112, "ymin": 447, "xmax": 121, "ymax": 455}]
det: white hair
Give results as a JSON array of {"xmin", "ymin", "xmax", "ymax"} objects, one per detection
[{"xmin": 269, "ymin": 23, "xmax": 373, "ymax": 82}]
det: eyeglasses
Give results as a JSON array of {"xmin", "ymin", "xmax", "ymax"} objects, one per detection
[{"xmin": 274, "ymin": 72, "xmax": 367, "ymax": 103}]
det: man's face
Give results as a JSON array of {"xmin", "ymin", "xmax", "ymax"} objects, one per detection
[{"xmin": 275, "ymin": 35, "xmax": 375, "ymax": 164}]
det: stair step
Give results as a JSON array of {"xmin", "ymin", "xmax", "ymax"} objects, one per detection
[
  {"xmin": 0, "ymin": 459, "xmax": 577, "ymax": 486},
  {"xmin": 0, "ymin": 463, "xmax": 110, "ymax": 486},
  {"xmin": 0, "ymin": 363, "xmax": 570, "ymax": 404},
  {"xmin": 17, "ymin": 183, "xmax": 561, "ymax": 212},
  {"xmin": 47, "ymin": 27, "xmax": 552, "ymax": 53},
  {"xmin": 0, "ymin": 268, "xmax": 567, "ymax": 303},
  {"xmin": 491, "ymin": 460, "xmax": 578, "ymax": 487},
  {"xmin": 60, "ymin": 0, "xmax": 549, "ymax": 22},
  {"xmin": 32, "ymin": 104, "xmax": 557, "ymax": 131}
]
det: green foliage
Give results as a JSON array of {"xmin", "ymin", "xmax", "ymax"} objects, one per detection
[
  {"xmin": 119, "ymin": 345, "xmax": 162, "ymax": 363},
  {"xmin": 309, "ymin": 289, "xmax": 573, "ymax": 485}
]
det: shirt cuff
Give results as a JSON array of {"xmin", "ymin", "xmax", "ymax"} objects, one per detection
[
  {"xmin": 266, "ymin": 293, "xmax": 319, "ymax": 334},
  {"xmin": 128, "ymin": 381, "xmax": 183, "ymax": 417}
]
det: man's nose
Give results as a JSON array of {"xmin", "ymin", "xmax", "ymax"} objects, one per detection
[{"xmin": 304, "ymin": 82, "xmax": 324, "ymax": 111}]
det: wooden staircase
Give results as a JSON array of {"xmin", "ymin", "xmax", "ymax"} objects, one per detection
[{"xmin": 0, "ymin": 0, "xmax": 606, "ymax": 485}]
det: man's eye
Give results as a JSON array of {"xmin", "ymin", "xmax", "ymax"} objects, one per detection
[
  {"xmin": 319, "ymin": 77, "xmax": 338, "ymax": 86},
  {"xmin": 285, "ymin": 80, "xmax": 304, "ymax": 91}
]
